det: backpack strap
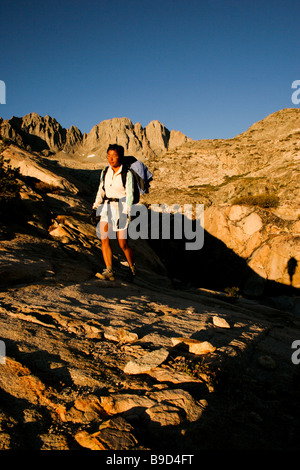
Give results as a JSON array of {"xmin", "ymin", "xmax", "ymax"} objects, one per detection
[
  {"xmin": 121, "ymin": 164, "xmax": 129, "ymax": 188},
  {"xmin": 101, "ymin": 165, "xmax": 109, "ymax": 192}
]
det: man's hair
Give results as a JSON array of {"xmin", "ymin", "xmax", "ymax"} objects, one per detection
[{"xmin": 107, "ymin": 144, "xmax": 124, "ymax": 159}]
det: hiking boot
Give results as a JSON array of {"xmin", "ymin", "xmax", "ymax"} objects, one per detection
[
  {"xmin": 126, "ymin": 264, "xmax": 136, "ymax": 282},
  {"xmin": 131, "ymin": 265, "xmax": 136, "ymax": 277},
  {"xmin": 95, "ymin": 267, "xmax": 115, "ymax": 281}
]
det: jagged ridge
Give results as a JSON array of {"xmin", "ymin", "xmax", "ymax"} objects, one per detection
[{"xmin": 0, "ymin": 113, "xmax": 192, "ymax": 161}]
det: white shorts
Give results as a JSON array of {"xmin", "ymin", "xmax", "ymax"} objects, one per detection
[{"xmin": 99, "ymin": 200, "xmax": 129, "ymax": 232}]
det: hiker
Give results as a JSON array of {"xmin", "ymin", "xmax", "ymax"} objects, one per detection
[{"xmin": 91, "ymin": 144, "xmax": 136, "ymax": 281}]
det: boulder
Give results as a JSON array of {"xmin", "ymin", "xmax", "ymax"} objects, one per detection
[
  {"xmin": 171, "ymin": 337, "xmax": 216, "ymax": 355},
  {"xmin": 123, "ymin": 348, "xmax": 169, "ymax": 374},
  {"xmin": 75, "ymin": 417, "xmax": 138, "ymax": 450},
  {"xmin": 104, "ymin": 326, "xmax": 138, "ymax": 343},
  {"xmin": 213, "ymin": 316, "xmax": 231, "ymax": 328}
]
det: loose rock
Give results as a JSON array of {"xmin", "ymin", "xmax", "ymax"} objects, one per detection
[
  {"xmin": 171, "ymin": 337, "xmax": 216, "ymax": 355},
  {"xmin": 145, "ymin": 404, "xmax": 185, "ymax": 427},
  {"xmin": 123, "ymin": 348, "xmax": 169, "ymax": 374},
  {"xmin": 75, "ymin": 417, "xmax": 139, "ymax": 450},
  {"xmin": 104, "ymin": 326, "xmax": 138, "ymax": 343},
  {"xmin": 213, "ymin": 316, "xmax": 231, "ymax": 328},
  {"xmin": 148, "ymin": 389, "xmax": 204, "ymax": 422},
  {"xmin": 100, "ymin": 394, "xmax": 156, "ymax": 415}
]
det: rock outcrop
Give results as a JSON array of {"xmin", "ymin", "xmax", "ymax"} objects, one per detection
[
  {"xmin": 204, "ymin": 204, "xmax": 300, "ymax": 302},
  {"xmin": 142, "ymin": 108, "xmax": 300, "ymax": 306},
  {"xmin": 78, "ymin": 117, "xmax": 155, "ymax": 162}
]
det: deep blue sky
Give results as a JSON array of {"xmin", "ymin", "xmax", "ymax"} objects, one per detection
[{"xmin": 1, "ymin": 0, "xmax": 299, "ymax": 140}]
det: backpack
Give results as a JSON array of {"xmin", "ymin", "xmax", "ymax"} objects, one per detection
[{"xmin": 102, "ymin": 156, "xmax": 153, "ymax": 204}]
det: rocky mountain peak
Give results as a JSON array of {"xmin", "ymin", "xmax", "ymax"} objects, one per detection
[
  {"xmin": 0, "ymin": 112, "xmax": 83, "ymax": 154},
  {"xmin": 0, "ymin": 113, "xmax": 192, "ymax": 162},
  {"xmin": 145, "ymin": 120, "xmax": 170, "ymax": 154}
]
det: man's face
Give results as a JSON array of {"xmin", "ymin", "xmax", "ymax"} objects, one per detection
[{"xmin": 107, "ymin": 150, "xmax": 121, "ymax": 169}]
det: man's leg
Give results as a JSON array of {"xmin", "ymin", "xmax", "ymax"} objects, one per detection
[
  {"xmin": 117, "ymin": 230, "xmax": 136, "ymax": 281},
  {"xmin": 95, "ymin": 221, "xmax": 115, "ymax": 280},
  {"xmin": 100, "ymin": 221, "xmax": 113, "ymax": 268},
  {"xmin": 117, "ymin": 229, "xmax": 134, "ymax": 267}
]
